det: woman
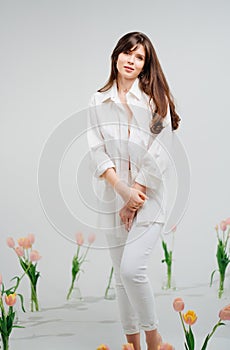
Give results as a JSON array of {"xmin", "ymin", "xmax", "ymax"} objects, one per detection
[{"xmin": 87, "ymin": 32, "xmax": 180, "ymax": 350}]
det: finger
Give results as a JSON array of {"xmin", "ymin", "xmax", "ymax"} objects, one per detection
[
  {"xmin": 128, "ymin": 219, "xmax": 133, "ymax": 231},
  {"xmin": 138, "ymin": 191, "xmax": 149, "ymax": 200}
]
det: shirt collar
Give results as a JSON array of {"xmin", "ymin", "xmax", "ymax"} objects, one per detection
[{"xmin": 98, "ymin": 78, "xmax": 143, "ymax": 103}]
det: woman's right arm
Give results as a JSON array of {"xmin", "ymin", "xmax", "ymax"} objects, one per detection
[{"xmin": 102, "ymin": 168, "xmax": 148, "ymax": 211}]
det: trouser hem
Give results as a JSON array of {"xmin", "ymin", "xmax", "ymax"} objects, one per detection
[{"xmin": 124, "ymin": 324, "xmax": 158, "ymax": 335}]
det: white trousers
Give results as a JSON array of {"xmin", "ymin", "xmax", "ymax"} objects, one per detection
[{"xmin": 106, "ymin": 220, "xmax": 162, "ymax": 335}]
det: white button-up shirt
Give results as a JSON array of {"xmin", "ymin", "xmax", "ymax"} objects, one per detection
[{"xmin": 87, "ymin": 79, "xmax": 173, "ymax": 228}]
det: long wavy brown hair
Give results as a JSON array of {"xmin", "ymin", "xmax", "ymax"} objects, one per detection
[{"xmin": 98, "ymin": 31, "xmax": 181, "ymax": 131}]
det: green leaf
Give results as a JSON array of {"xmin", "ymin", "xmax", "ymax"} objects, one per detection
[
  {"xmin": 10, "ymin": 275, "xmax": 21, "ymax": 291},
  {"xmin": 201, "ymin": 334, "xmax": 210, "ymax": 350},
  {"xmin": 189, "ymin": 326, "xmax": 195, "ymax": 350},
  {"xmin": 17, "ymin": 293, "xmax": 26, "ymax": 313},
  {"xmin": 184, "ymin": 341, "xmax": 189, "ymax": 350},
  {"xmin": 210, "ymin": 270, "xmax": 216, "ymax": 286}
]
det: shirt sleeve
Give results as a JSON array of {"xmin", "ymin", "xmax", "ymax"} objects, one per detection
[
  {"xmin": 87, "ymin": 95, "xmax": 116, "ymax": 178},
  {"xmin": 135, "ymin": 106, "xmax": 172, "ymax": 191}
]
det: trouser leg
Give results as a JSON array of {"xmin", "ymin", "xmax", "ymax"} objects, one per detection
[
  {"xmin": 120, "ymin": 222, "xmax": 162, "ymax": 332},
  {"xmin": 106, "ymin": 231, "xmax": 140, "ymax": 334}
]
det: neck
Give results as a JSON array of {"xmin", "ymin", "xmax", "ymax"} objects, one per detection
[{"xmin": 117, "ymin": 76, "xmax": 135, "ymax": 93}]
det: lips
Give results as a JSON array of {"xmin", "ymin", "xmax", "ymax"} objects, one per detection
[{"xmin": 124, "ymin": 66, "xmax": 134, "ymax": 71}]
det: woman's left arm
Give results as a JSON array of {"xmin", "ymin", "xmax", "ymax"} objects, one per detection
[{"xmin": 134, "ymin": 107, "xmax": 172, "ymax": 192}]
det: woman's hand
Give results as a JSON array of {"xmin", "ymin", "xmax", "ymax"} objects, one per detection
[
  {"xmin": 115, "ymin": 181, "xmax": 148, "ymax": 211},
  {"xmin": 119, "ymin": 205, "xmax": 137, "ymax": 231}
]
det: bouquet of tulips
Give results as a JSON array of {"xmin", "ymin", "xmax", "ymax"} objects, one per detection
[
  {"xmin": 66, "ymin": 232, "xmax": 95, "ymax": 301},
  {"xmin": 173, "ymin": 297, "xmax": 230, "ymax": 350},
  {"xmin": 210, "ymin": 218, "xmax": 230, "ymax": 298},
  {"xmin": 7, "ymin": 234, "xmax": 41, "ymax": 312},
  {"xmin": 0, "ymin": 273, "xmax": 25, "ymax": 350}
]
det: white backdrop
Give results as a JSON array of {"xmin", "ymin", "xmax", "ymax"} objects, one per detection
[{"xmin": 1, "ymin": 0, "xmax": 230, "ymax": 308}]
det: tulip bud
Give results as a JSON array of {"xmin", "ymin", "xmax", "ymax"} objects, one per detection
[
  {"xmin": 220, "ymin": 220, "xmax": 227, "ymax": 232},
  {"xmin": 18, "ymin": 237, "xmax": 32, "ymax": 249},
  {"xmin": 225, "ymin": 217, "xmax": 230, "ymax": 225},
  {"xmin": 183, "ymin": 310, "xmax": 197, "ymax": 325},
  {"xmin": 122, "ymin": 344, "xmax": 134, "ymax": 350},
  {"xmin": 88, "ymin": 233, "xmax": 96, "ymax": 245},
  {"xmin": 76, "ymin": 232, "xmax": 84, "ymax": 246},
  {"xmin": 6, "ymin": 237, "xmax": 15, "ymax": 248},
  {"xmin": 96, "ymin": 345, "xmax": 110, "ymax": 350},
  {"xmin": 15, "ymin": 246, "xmax": 24, "ymax": 257},
  {"xmin": 28, "ymin": 233, "xmax": 35, "ymax": 245},
  {"xmin": 173, "ymin": 298, "xmax": 185, "ymax": 312},
  {"xmin": 30, "ymin": 250, "xmax": 41, "ymax": 262},
  {"xmin": 219, "ymin": 304, "xmax": 230, "ymax": 320},
  {"xmin": 5, "ymin": 293, "xmax": 17, "ymax": 306}
]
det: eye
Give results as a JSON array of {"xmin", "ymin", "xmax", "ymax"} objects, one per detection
[
  {"xmin": 123, "ymin": 50, "xmax": 131, "ymax": 55},
  {"xmin": 136, "ymin": 55, "xmax": 144, "ymax": 61}
]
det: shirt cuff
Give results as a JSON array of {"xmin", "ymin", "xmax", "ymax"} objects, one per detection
[
  {"xmin": 135, "ymin": 168, "xmax": 162, "ymax": 191},
  {"xmin": 94, "ymin": 160, "xmax": 116, "ymax": 178}
]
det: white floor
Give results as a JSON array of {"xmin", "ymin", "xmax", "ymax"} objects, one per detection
[{"xmin": 9, "ymin": 284, "xmax": 230, "ymax": 350}]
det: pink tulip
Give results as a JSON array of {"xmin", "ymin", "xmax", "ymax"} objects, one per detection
[
  {"xmin": 225, "ymin": 217, "xmax": 230, "ymax": 225},
  {"xmin": 122, "ymin": 344, "xmax": 134, "ymax": 350},
  {"xmin": 28, "ymin": 233, "xmax": 35, "ymax": 245},
  {"xmin": 30, "ymin": 250, "xmax": 41, "ymax": 262},
  {"xmin": 159, "ymin": 343, "xmax": 175, "ymax": 350},
  {"xmin": 7, "ymin": 237, "xmax": 15, "ymax": 248},
  {"xmin": 173, "ymin": 298, "xmax": 185, "ymax": 312},
  {"xmin": 15, "ymin": 246, "xmax": 24, "ymax": 257},
  {"xmin": 171, "ymin": 225, "xmax": 177, "ymax": 233},
  {"xmin": 0, "ymin": 273, "xmax": 2, "ymax": 285},
  {"xmin": 220, "ymin": 220, "xmax": 227, "ymax": 231},
  {"xmin": 76, "ymin": 232, "xmax": 84, "ymax": 246},
  {"xmin": 88, "ymin": 233, "xmax": 96, "ymax": 244},
  {"xmin": 219, "ymin": 304, "xmax": 230, "ymax": 320}
]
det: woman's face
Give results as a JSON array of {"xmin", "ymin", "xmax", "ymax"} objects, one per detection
[{"xmin": 116, "ymin": 44, "xmax": 145, "ymax": 81}]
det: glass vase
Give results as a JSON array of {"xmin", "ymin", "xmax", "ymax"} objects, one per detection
[
  {"xmin": 104, "ymin": 285, "xmax": 116, "ymax": 300},
  {"xmin": 162, "ymin": 264, "xmax": 176, "ymax": 291},
  {"xmin": 67, "ymin": 280, "xmax": 84, "ymax": 303},
  {"xmin": 30, "ymin": 282, "xmax": 39, "ymax": 311},
  {"xmin": 217, "ymin": 272, "xmax": 229, "ymax": 299}
]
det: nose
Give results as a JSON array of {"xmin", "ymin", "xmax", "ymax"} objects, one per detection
[{"xmin": 127, "ymin": 54, "xmax": 134, "ymax": 64}]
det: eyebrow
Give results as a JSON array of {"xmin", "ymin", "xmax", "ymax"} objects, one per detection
[
  {"xmin": 129, "ymin": 45, "xmax": 145, "ymax": 58},
  {"xmin": 136, "ymin": 53, "xmax": 145, "ymax": 58}
]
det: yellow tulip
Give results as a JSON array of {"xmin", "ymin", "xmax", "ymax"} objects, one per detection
[
  {"xmin": 96, "ymin": 345, "xmax": 110, "ymax": 350},
  {"xmin": 5, "ymin": 293, "xmax": 17, "ymax": 306},
  {"xmin": 183, "ymin": 310, "xmax": 197, "ymax": 325}
]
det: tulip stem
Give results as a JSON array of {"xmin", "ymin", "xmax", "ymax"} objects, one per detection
[
  {"xmin": 1, "ymin": 334, "xmax": 9, "ymax": 350},
  {"xmin": 200, "ymin": 319, "xmax": 225, "ymax": 350},
  {"xmin": 179, "ymin": 311, "xmax": 186, "ymax": 334},
  {"xmin": 30, "ymin": 282, "xmax": 39, "ymax": 311},
  {"xmin": 104, "ymin": 267, "xmax": 114, "ymax": 298},
  {"xmin": 67, "ymin": 280, "xmax": 74, "ymax": 300}
]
